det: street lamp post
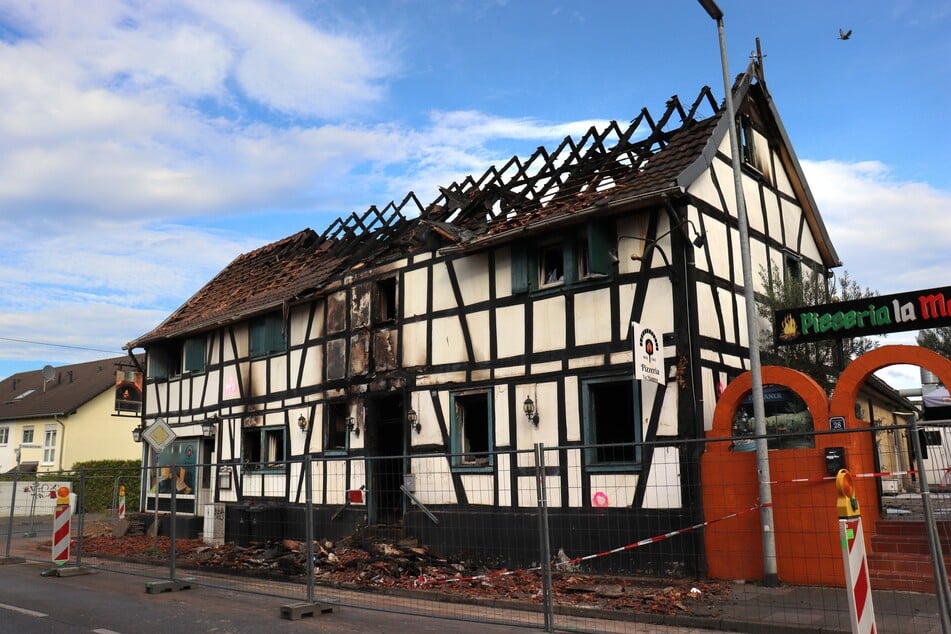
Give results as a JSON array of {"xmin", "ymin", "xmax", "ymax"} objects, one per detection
[{"xmin": 698, "ymin": 0, "xmax": 778, "ymax": 586}]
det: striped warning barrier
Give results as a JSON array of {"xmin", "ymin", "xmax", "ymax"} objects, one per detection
[
  {"xmin": 118, "ymin": 485, "xmax": 126, "ymax": 521},
  {"xmin": 51, "ymin": 486, "xmax": 71, "ymax": 566},
  {"xmin": 837, "ymin": 469, "xmax": 877, "ymax": 634}
]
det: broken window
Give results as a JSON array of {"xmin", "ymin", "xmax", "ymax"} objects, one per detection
[
  {"xmin": 243, "ymin": 426, "xmax": 286, "ymax": 470},
  {"xmin": 250, "ymin": 313, "xmax": 286, "ymax": 358},
  {"xmin": 374, "ymin": 277, "xmax": 397, "ymax": 324},
  {"xmin": 539, "ymin": 243, "xmax": 566, "ymax": 287},
  {"xmin": 149, "ymin": 343, "xmax": 181, "ymax": 379},
  {"xmin": 583, "ymin": 376, "xmax": 641, "ymax": 468},
  {"xmin": 324, "ymin": 401, "xmax": 349, "ymax": 453},
  {"xmin": 511, "ymin": 220, "xmax": 615, "ymax": 293},
  {"xmin": 451, "ymin": 390, "xmax": 493, "ymax": 469}
]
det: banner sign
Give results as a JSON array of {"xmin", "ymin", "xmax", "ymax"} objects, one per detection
[
  {"xmin": 632, "ymin": 321, "xmax": 664, "ymax": 384},
  {"xmin": 774, "ymin": 285, "xmax": 951, "ymax": 346}
]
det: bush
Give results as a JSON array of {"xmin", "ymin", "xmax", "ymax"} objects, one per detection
[{"xmin": 66, "ymin": 459, "xmax": 143, "ymax": 514}]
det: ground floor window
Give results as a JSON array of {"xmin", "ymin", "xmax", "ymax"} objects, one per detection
[
  {"xmin": 324, "ymin": 401, "xmax": 349, "ymax": 453},
  {"xmin": 583, "ymin": 376, "xmax": 641, "ymax": 470},
  {"xmin": 451, "ymin": 390, "xmax": 493, "ymax": 470},
  {"xmin": 243, "ymin": 425, "xmax": 286, "ymax": 470}
]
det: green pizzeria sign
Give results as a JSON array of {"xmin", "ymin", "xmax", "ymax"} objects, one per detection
[{"xmin": 774, "ymin": 285, "xmax": 951, "ymax": 346}]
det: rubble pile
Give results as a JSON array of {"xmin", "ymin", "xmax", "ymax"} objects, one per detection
[{"xmin": 77, "ymin": 531, "xmax": 728, "ymax": 614}]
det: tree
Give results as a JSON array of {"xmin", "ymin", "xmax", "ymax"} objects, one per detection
[
  {"xmin": 917, "ymin": 327, "xmax": 951, "ymax": 359},
  {"xmin": 757, "ymin": 266, "xmax": 878, "ymax": 392}
]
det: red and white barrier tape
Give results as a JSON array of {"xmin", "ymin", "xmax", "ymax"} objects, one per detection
[
  {"xmin": 414, "ymin": 502, "xmax": 768, "ymax": 588},
  {"xmin": 769, "ymin": 469, "xmax": 918, "ymax": 485}
]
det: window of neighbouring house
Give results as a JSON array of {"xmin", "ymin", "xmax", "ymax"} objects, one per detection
[
  {"xmin": 324, "ymin": 401, "xmax": 349, "ymax": 453},
  {"xmin": 373, "ymin": 277, "xmax": 398, "ymax": 324},
  {"xmin": 42, "ymin": 425, "xmax": 57, "ymax": 464},
  {"xmin": 451, "ymin": 390, "xmax": 493, "ymax": 470},
  {"xmin": 0, "ymin": 426, "xmax": 8, "ymax": 445},
  {"xmin": 183, "ymin": 335, "xmax": 207, "ymax": 373},
  {"xmin": 512, "ymin": 220, "xmax": 615, "ymax": 294},
  {"xmin": 22, "ymin": 426, "xmax": 34, "ymax": 445},
  {"xmin": 243, "ymin": 425, "xmax": 286, "ymax": 470},
  {"xmin": 250, "ymin": 313, "xmax": 287, "ymax": 358},
  {"xmin": 583, "ymin": 376, "xmax": 641, "ymax": 469}
]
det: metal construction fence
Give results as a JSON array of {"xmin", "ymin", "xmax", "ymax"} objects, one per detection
[{"xmin": 3, "ymin": 422, "xmax": 951, "ymax": 633}]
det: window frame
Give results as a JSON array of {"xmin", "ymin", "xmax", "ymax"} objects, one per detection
[
  {"xmin": 512, "ymin": 220, "xmax": 615, "ymax": 294},
  {"xmin": 250, "ymin": 313, "xmax": 287, "ymax": 359},
  {"xmin": 373, "ymin": 277, "xmax": 398, "ymax": 325},
  {"xmin": 0, "ymin": 426, "xmax": 8, "ymax": 445},
  {"xmin": 42, "ymin": 425, "xmax": 57, "ymax": 464},
  {"xmin": 183, "ymin": 335, "xmax": 207, "ymax": 373},
  {"xmin": 242, "ymin": 424, "xmax": 287, "ymax": 471},
  {"xmin": 22, "ymin": 425, "xmax": 35, "ymax": 446},
  {"xmin": 450, "ymin": 389, "xmax": 494, "ymax": 472},
  {"xmin": 323, "ymin": 401, "xmax": 350, "ymax": 454},
  {"xmin": 582, "ymin": 375, "xmax": 642, "ymax": 472}
]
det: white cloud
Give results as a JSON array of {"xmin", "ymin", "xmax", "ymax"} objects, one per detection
[{"xmin": 803, "ymin": 159, "xmax": 951, "ymax": 294}]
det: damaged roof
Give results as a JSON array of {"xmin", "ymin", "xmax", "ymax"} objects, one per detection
[
  {"xmin": 128, "ymin": 62, "xmax": 837, "ymax": 348},
  {"xmin": 0, "ymin": 356, "xmax": 140, "ymax": 422}
]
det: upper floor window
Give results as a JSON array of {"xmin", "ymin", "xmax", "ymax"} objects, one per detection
[
  {"xmin": 512, "ymin": 220, "xmax": 614, "ymax": 293},
  {"xmin": 582, "ymin": 376, "xmax": 642, "ymax": 471},
  {"xmin": 450, "ymin": 390, "xmax": 493, "ymax": 470},
  {"xmin": 250, "ymin": 313, "xmax": 287, "ymax": 358},
  {"xmin": 183, "ymin": 336, "xmax": 207, "ymax": 373},
  {"xmin": 0, "ymin": 426, "xmax": 8, "ymax": 445},
  {"xmin": 149, "ymin": 343, "xmax": 181, "ymax": 379},
  {"xmin": 22, "ymin": 426, "xmax": 34, "ymax": 445},
  {"xmin": 373, "ymin": 277, "xmax": 398, "ymax": 325},
  {"xmin": 42, "ymin": 426, "xmax": 57, "ymax": 464}
]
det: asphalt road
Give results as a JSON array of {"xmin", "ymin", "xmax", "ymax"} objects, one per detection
[{"xmin": 0, "ymin": 559, "xmax": 528, "ymax": 634}]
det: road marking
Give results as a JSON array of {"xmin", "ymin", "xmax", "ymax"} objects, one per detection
[
  {"xmin": 0, "ymin": 602, "xmax": 47, "ymax": 617},
  {"xmin": 93, "ymin": 630, "xmax": 123, "ymax": 634}
]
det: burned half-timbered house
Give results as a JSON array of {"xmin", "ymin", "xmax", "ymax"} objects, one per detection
[{"xmin": 125, "ymin": 60, "xmax": 840, "ymax": 575}]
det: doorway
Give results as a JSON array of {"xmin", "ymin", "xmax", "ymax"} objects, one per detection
[{"xmin": 365, "ymin": 394, "xmax": 405, "ymax": 524}]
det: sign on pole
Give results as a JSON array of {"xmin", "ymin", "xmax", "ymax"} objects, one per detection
[{"xmin": 632, "ymin": 321, "xmax": 664, "ymax": 385}]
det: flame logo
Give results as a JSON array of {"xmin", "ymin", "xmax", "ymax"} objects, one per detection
[{"xmin": 779, "ymin": 314, "xmax": 799, "ymax": 341}]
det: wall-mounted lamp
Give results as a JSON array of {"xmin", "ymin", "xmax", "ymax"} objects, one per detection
[
  {"xmin": 346, "ymin": 416, "xmax": 358, "ymax": 437},
  {"xmin": 297, "ymin": 414, "xmax": 309, "ymax": 431},
  {"xmin": 132, "ymin": 427, "xmax": 143, "ymax": 443},
  {"xmin": 201, "ymin": 419, "xmax": 216, "ymax": 438},
  {"xmin": 407, "ymin": 408, "xmax": 420, "ymax": 434},
  {"xmin": 523, "ymin": 396, "xmax": 540, "ymax": 427}
]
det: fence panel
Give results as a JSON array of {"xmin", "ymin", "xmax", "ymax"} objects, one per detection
[{"xmin": 3, "ymin": 428, "xmax": 948, "ymax": 632}]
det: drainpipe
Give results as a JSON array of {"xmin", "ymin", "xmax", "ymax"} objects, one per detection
[{"xmin": 53, "ymin": 415, "xmax": 66, "ymax": 471}]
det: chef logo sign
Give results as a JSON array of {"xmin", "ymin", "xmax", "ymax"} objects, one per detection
[
  {"xmin": 632, "ymin": 321, "xmax": 663, "ymax": 385},
  {"xmin": 775, "ymin": 285, "xmax": 951, "ymax": 346}
]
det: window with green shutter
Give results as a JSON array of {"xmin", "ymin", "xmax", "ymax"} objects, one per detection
[{"xmin": 250, "ymin": 313, "xmax": 287, "ymax": 358}]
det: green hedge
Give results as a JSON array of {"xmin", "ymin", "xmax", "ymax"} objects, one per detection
[{"xmin": 69, "ymin": 459, "xmax": 142, "ymax": 513}]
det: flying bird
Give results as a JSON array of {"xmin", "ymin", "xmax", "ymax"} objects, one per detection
[{"xmin": 838, "ymin": 28, "xmax": 852, "ymax": 40}]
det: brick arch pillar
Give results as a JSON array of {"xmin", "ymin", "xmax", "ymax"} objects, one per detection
[{"xmin": 829, "ymin": 345, "xmax": 951, "ymax": 422}]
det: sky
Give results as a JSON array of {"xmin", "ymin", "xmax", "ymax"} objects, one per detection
[{"xmin": 0, "ymin": 0, "xmax": 948, "ymax": 393}]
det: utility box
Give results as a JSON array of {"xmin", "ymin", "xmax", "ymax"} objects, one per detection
[
  {"xmin": 825, "ymin": 447, "xmax": 846, "ymax": 476},
  {"xmin": 203, "ymin": 503, "xmax": 225, "ymax": 546}
]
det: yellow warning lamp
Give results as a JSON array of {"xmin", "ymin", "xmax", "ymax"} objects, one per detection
[
  {"xmin": 119, "ymin": 485, "xmax": 126, "ymax": 497},
  {"xmin": 835, "ymin": 469, "xmax": 860, "ymax": 519}
]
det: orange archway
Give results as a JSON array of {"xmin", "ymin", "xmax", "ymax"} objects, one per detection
[{"xmin": 700, "ymin": 344, "xmax": 951, "ymax": 586}]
